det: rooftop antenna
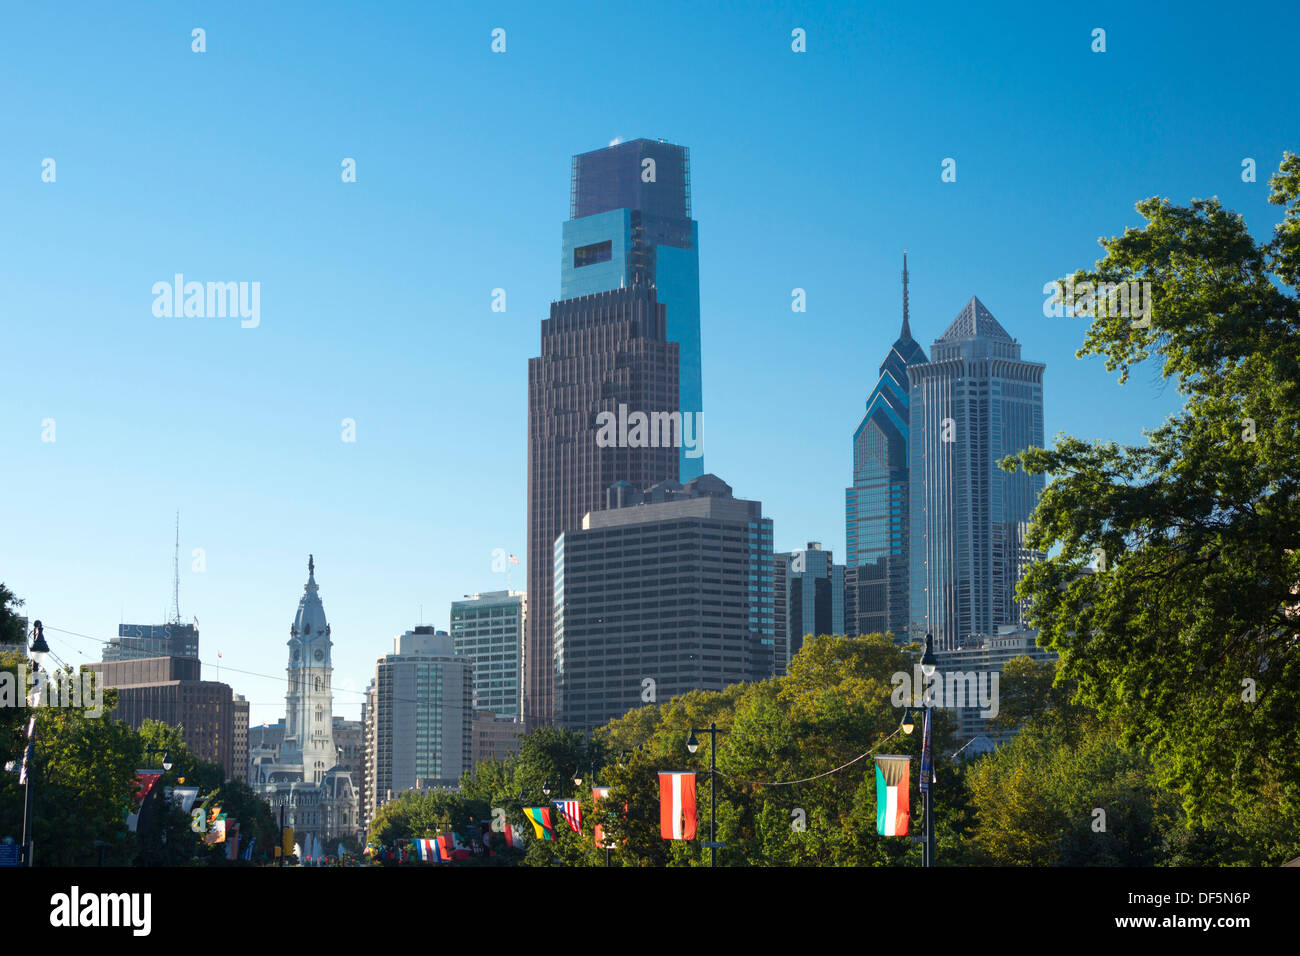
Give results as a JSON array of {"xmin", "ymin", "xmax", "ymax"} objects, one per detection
[
  {"xmin": 171, "ymin": 511, "xmax": 181, "ymax": 625},
  {"xmin": 901, "ymin": 250, "xmax": 911, "ymax": 339}
]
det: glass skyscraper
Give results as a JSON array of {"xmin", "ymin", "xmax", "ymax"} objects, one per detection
[
  {"xmin": 561, "ymin": 138, "xmax": 704, "ymax": 481},
  {"xmin": 907, "ymin": 297, "xmax": 1045, "ymax": 651},
  {"xmin": 845, "ymin": 255, "xmax": 926, "ymax": 642}
]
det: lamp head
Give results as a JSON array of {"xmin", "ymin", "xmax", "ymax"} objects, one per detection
[
  {"xmin": 28, "ymin": 620, "xmax": 50, "ymax": 671},
  {"xmin": 921, "ymin": 633, "xmax": 937, "ymax": 678},
  {"xmin": 901, "ymin": 708, "xmax": 915, "ymax": 735},
  {"xmin": 685, "ymin": 731, "xmax": 699, "ymax": 754}
]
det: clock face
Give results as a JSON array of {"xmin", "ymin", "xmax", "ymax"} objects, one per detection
[{"xmin": 314, "ymin": 649, "xmax": 324, "ymax": 662}]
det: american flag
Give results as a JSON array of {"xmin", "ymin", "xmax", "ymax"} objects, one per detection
[
  {"xmin": 553, "ymin": 799, "xmax": 582, "ymax": 833},
  {"xmin": 508, "ymin": 554, "xmax": 519, "ymax": 565}
]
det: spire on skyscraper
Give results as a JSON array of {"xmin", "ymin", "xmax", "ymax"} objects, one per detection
[{"xmin": 902, "ymin": 251, "xmax": 911, "ymax": 340}]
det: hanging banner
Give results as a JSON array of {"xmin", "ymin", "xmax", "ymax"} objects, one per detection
[
  {"xmin": 658, "ymin": 772, "xmax": 697, "ymax": 841},
  {"xmin": 874, "ymin": 755, "xmax": 911, "ymax": 837}
]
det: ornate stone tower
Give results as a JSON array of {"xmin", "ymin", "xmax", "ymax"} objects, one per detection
[{"xmin": 282, "ymin": 555, "xmax": 337, "ymax": 784}]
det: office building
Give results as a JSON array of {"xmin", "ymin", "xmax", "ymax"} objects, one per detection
[
  {"xmin": 102, "ymin": 622, "xmax": 199, "ymax": 662},
  {"xmin": 231, "ymin": 694, "xmax": 249, "ymax": 782},
  {"xmin": 472, "ymin": 709, "xmax": 523, "ymax": 766},
  {"xmin": 908, "ymin": 297, "xmax": 1046, "ymax": 651},
  {"xmin": 554, "ymin": 475, "xmax": 773, "ymax": 731},
  {"xmin": 563, "ymin": 138, "xmax": 704, "ymax": 481},
  {"xmin": 776, "ymin": 542, "xmax": 845, "ymax": 671},
  {"xmin": 449, "ymin": 590, "xmax": 525, "ymax": 721},
  {"xmin": 87, "ymin": 656, "xmax": 235, "ymax": 778},
  {"xmin": 526, "ymin": 284, "xmax": 680, "ymax": 727},
  {"xmin": 846, "ymin": 254, "xmax": 927, "ymax": 643},
  {"xmin": 369, "ymin": 627, "xmax": 474, "ymax": 815}
]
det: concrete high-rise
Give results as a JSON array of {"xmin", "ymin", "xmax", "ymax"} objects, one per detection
[
  {"xmin": 845, "ymin": 255, "xmax": 927, "ymax": 642},
  {"xmin": 369, "ymin": 627, "xmax": 473, "ymax": 810},
  {"xmin": 908, "ymin": 297, "xmax": 1045, "ymax": 651},
  {"xmin": 562, "ymin": 138, "xmax": 704, "ymax": 481},
  {"xmin": 525, "ymin": 284, "xmax": 680, "ymax": 727},
  {"xmin": 449, "ymin": 590, "xmax": 525, "ymax": 721},
  {"xmin": 553, "ymin": 475, "xmax": 773, "ymax": 731}
]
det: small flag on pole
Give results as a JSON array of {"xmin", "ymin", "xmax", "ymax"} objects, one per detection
[
  {"xmin": 919, "ymin": 708, "xmax": 935, "ymax": 792},
  {"xmin": 523, "ymin": 807, "xmax": 553, "ymax": 841},
  {"xmin": 553, "ymin": 799, "xmax": 582, "ymax": 833},
  {"xmin": 658, "ymin": 772, "xmax": 698, "ymax": 841},
  {"xmin": 874, "ymin": 755, "xmax": 911, "ymax": 837},
  {"xmin": 508, "ymin": 554, "xmax": 519, "ymax": 565}
]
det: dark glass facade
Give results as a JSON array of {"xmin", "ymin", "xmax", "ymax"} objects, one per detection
[{"xmin": 845, "ymin": 260, "xmax": 926, "ymax": 643}]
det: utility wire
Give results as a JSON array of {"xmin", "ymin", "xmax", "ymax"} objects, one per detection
[{"xmin": 716, "ymin": 727, "xmax": 905, "ymax": 787}]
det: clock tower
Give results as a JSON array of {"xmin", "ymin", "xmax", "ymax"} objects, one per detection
[{"xmin": 282, "ymin": 554, "xmax": 337, "ymax": 784}]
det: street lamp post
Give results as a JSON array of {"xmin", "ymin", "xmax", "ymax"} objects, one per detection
[
  {"xmin": 20, "ymin": 620, "xmax": 51, "ymax": 867},
  {"xmin": 686, "ymin": 722, "xmax": 724, "ymax": 867},
  {"xmin": 902, "ymin": 634, "xmax": 938, "ymax": 867}
]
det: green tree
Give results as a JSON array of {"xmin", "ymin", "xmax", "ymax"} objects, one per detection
[{"xmin": 1006, "ymin": 153, "xmax": 1300, "ymax": 826}]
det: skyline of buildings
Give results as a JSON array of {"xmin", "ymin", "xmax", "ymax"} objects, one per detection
[{"xmin": 25, "ymin": 135, "xmax": 1058, "ymax": 821}]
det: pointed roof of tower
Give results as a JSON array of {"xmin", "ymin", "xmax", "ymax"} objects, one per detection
[
  {"xmin": 937, "ymin": 296, "xmax": 1013, "ymax": 342},
  {"xmin": 292, "ymin": 554, "xmax": 329, "ymax": 641},
  {"xmin": 878, "ymin": 252, "xmax": 926, "ymax": 380}
]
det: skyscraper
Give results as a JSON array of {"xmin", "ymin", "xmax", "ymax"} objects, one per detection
[
  {"xmin": 562, "ymin": 138, "xmax": 704, "ymax": 481},
  {"xmin": 368, "ymin": 627, "xmax": 473, "ymax": 809},
  {"xmin": 845, "ymin": 255, "xmax": 927, "ymax": 642},
  {"xmin": 776, "ymin": 542, "xmax": 845, "ymax": 671},
  {"xmin": 908, "ymin": 298, "xmax": 1045, "ymax": 651},
  {"xmin": 525, "ymin": 284, "xmax": 680, "ymax": 727},
  {"xmin": 449, "ymin": 590, "xmax": 525, "ymax": 721},
  {"xmin": 553, "ymin": 475, "xmax": 773, "ymax": 731}
]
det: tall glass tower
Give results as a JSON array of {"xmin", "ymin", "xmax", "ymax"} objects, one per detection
[
  {"xmin": 560, "ymin": 138, "xmax": 704, "ymax": 481},
  {"xmin": 845, "ymin": 255, "xmax": 926, "ymax": 642},
  {"xmin": 907, "ymin": 297, "xmax": 1045, "ymax": 651}
]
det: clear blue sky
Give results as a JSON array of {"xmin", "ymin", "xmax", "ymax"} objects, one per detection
[{"xmin": 2, "ymin": 1, "xmax": 1295, "ymax": 725}]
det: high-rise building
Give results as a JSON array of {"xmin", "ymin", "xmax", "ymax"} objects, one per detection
[
  {"xmin": 908, "ymin": 298, "xmax": 1046, "ymax": 651},
  {"xmin": 525, "ymin": 284, "xmax": 680, "ymax": 727},
  {"xmin": 87, "ymin": 656, "xmax": 235, "ymax": 778},
  {"xmin": 562, "ymin": 138, "xmax": 704, "ymax": 481},
  {"xmin": 102, "ymin": 622, "xmax": 199, "ymax": 662},
  {"xmin": 553, "ymin": 475, "xmax": 773, "ymax": 731},
  {"xmin": 231, "ymin": 694, "xmax": 249, "ymax": 783},
  {"xmin": 449, "ymin": 590, "xmax": 525, "ymax": 721},
  {"xmin": 472, "ymin": 709, "xmax": 523, "ymax": 767},
  {"xmin": 845, "ymin": 255, "xmax": 927, "ymax": 643},
  {"xmin": 775, "ymin": 542, "xmax": 845, "ymax": 671},
  {"xmin": 369, "ymin": 627, "xmax": 473, "ymax": 814}
]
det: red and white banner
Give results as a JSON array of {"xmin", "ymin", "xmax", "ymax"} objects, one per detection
[
  {"xmin": 658, "ymin": 772, "xmax": 697, "ymax": 841},
  {"xmin": 592, "ymin": 786, "xmax": 611, "ymax": 848}
]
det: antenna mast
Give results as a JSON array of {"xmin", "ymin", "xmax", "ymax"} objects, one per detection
[{"xmin": 171, "ymin": 511, "xmax": 181, "ymax": 624}]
